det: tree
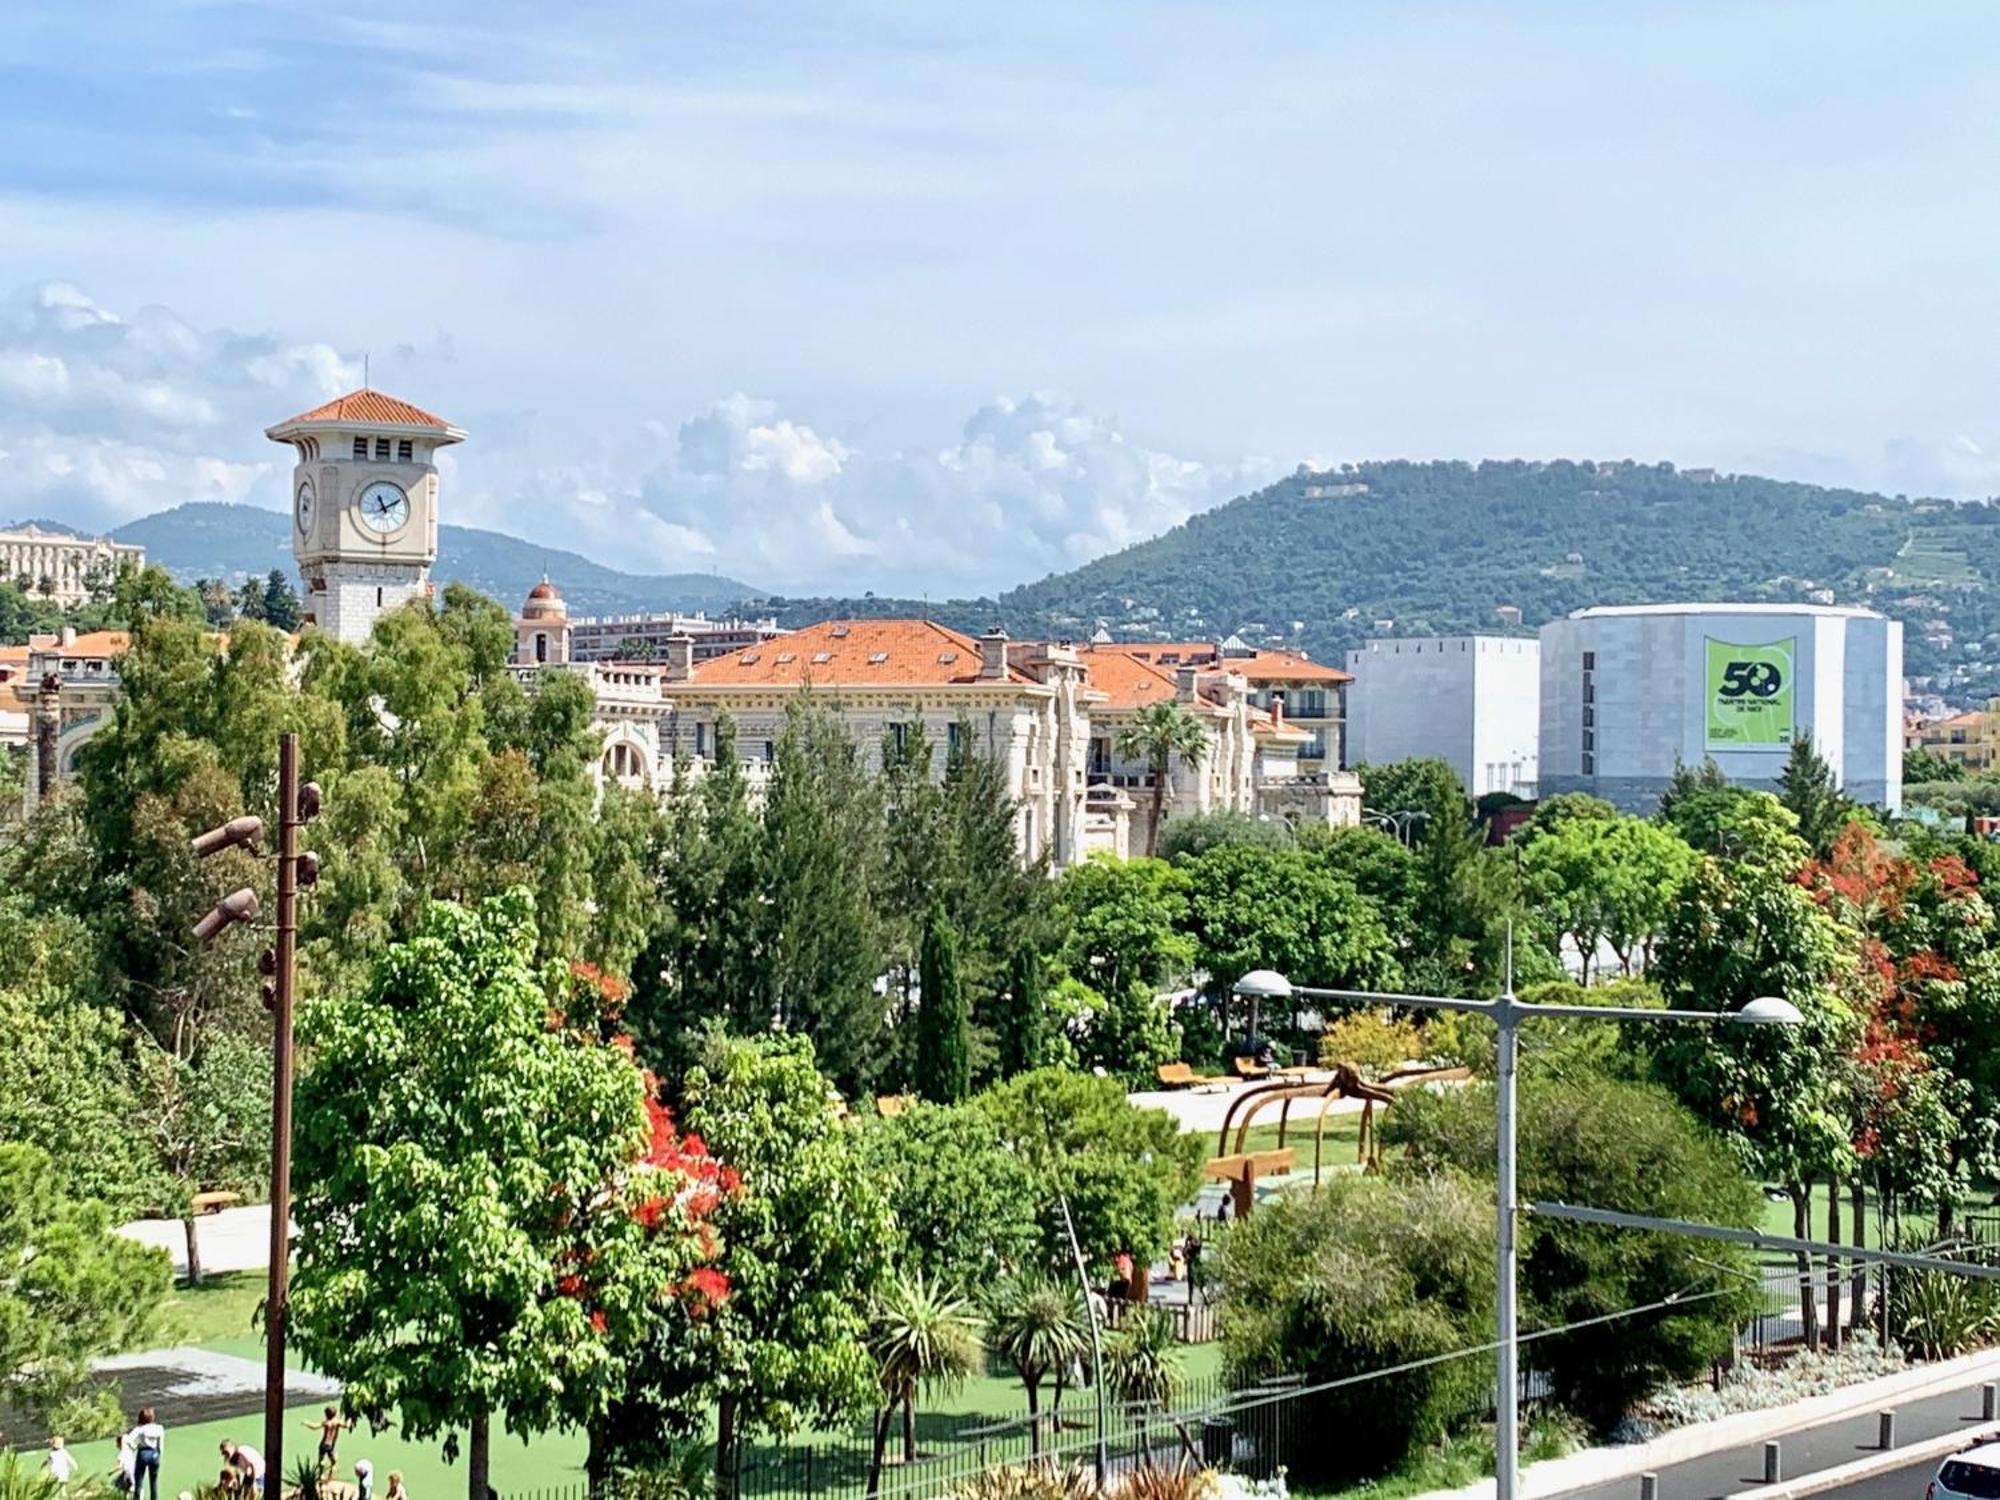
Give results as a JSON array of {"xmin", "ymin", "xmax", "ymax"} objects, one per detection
[
  {"xmin": 984, "ymin": 1273, "xmax": 1088, "ymax": 1455},
  {"xmin": 1779, "ymin": 734, "xmax": 1851, "ymax": 856},
  {"xmin": 914, "ymin": 905, "xmax": 971, "ymax": 1103},
  {"xmin": 855, "ymin": 1102, "xmax": 1039, "ymax": 1292},
  {"xmin": 864, "ymin": 1274, "xmax": 981, "ymax": 1491},
  {"xmin": 758, "ymin": 703, "xmax": 890, "ymax": 1094},
  {"xmin": 1520, "ymin": 815, "xmax": 1697, "ymax": 980},
  {"xmin": 261, "ymin": 569, "xmax": 303, "ymax": 632},
  {"xmin": 979, "ymin": 1068, "xmax": 1203, "ymax": 1271},
  {"xmin": 1053, "ymin": 856, "xmax": 1194, "ymax": 1006},
  {"xmin": 0, "ymin": 1143, "xmax": 171, "ymax": 1446},
  {"xmin": 133, "ymin": 1028, "xmax": 270, "ymax": 1283},
  {"xmin": 1158, "ymin": 809, "xmax": 1293, "ymax": 861},
  {"xmin": 1355, "ymin": 757, "xmax": 1467, "ymax": 848},
  {"xmin": 1388, "ymin": 1077, "xmax": 1762, "ymax": 1431},
  {"xmin": 1660, "ymin": 784, "xmax": 1809, "ymax": 869},
  {"xmin": 1903, "ymin": 747, "xmax": 1960, "ymax": 785},
  {"xmin": 1512, "ymin": 792, "xmax": 1619, "ymax": 846},
  {"xmin": 1182, "ymin": 843, "xmax": 1397, "ymax": 1007},
  {"xmin": 1114, "ymin": 700, "xmax": 1211, "ymax": 857},
  {"xmin": 1212, "ymin": 1172, "xmax": 1495, "ymax": 1484},
  {"xmin": 678, "ymin": 1033, "xmax": 891, "ymax": 1500},
  {"xmin": 997, "ymin": 947, "xmax": 1049, "ymax": 1077},
  {"xmin": 290, "ymin": 891, "xmax": 669, "ymax": 1500}
]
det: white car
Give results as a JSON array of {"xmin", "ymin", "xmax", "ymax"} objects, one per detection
[{"xmin": 1931, "ymin": 1442, "xmax": 2000, "ymax": 1500}]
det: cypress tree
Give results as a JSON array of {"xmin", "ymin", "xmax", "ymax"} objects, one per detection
[
  {"xmin": 999, "ymin": 946, "xmax": 1047, "ymax": 1077},
  {"xmin": 916, "ymin": 903, "xmax": 970, "ymax": 1103}
]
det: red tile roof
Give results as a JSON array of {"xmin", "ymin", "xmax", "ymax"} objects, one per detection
[
  {"xmin": 29, "ymin": 630, "xmax": 129, "ymax": 658},
  {"xmin": 1097, "ymin": 641, "xmax": 1349, "ymax": 684},
  {"xmin": 1077, "ymin": 648, "xmax": 1194, "ymax": 712},
  {"xmin": 689, "ymin": 619, "xmax": 1034, "ymax": 687},
  {"xmin": 270, "ymin": 390, "xmax": 454, "ymax": 431}
]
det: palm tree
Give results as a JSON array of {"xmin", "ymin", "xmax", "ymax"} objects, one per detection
[
  {"xmin": 1103, "ymin": 1306, "xmax": 1181, "ymax": 1412},
  {"xmin": 985, "ymin": 1272, "xmax": 1089, "ymax": 1456},
  {"xmin": 865, "ymin": 1273, "xmax": 983, "ymax": 1497},
  {"xmin": 1114, "ymin": 700, "xmax": 1211, "ymax": 858}
]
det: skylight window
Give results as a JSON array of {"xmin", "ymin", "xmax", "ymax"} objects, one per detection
[
  {"xmin": 830, "ymin": 624, "xmax": 851, "ymax": 637},
  {"xmin": 868, "ymin": 651, "xmax": 890, "ymax": 664},
  {"xmin": 938, "ymin": 651, "xmax": 958, "ymax": 664},
  {"xmin": 775, "ymin": 651, "xmax": 796, "ymax": 664},
  {"xmin": 812, "ymin": 651, "xmax": 833, "ymax": 664},
  {"xmin": 739, "ymin": 652, "xmax": 760, "ymax": 665}
]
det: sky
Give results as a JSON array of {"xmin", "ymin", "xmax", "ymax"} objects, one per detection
[{"xmin": 4, "ymin": 1, "xmax": 2000, "ymax": 596}]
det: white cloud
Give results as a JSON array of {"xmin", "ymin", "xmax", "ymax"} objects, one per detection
[
  {"xmin": 1, "ymin": 280, "xmax": 1276, "ymax": 594},
  {"xmin": 0, "ymin": 280, "xmax": 356, "ymax": 527}
]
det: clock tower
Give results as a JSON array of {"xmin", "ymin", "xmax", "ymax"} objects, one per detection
[{"xmin": 265, "ymin": 390, "xmax": 465, "ymax": 644}]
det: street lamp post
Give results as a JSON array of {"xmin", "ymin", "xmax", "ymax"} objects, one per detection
[{"xmin": 1231, "ymin": 963, "xmax": 1801, "ymax": 1500}]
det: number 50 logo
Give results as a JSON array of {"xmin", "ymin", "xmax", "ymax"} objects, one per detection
[{"xmin": 1717, "ymin": 660, "xmax": 1784, "ymax": 699}]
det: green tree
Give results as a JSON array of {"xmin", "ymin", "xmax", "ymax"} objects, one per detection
[
  {"xmin": 1114, "ymin": 699, "xmax": 1211, "ymax": 857},
  {"xmin": 997, "ymin": 947, "xmax": 1049, "ymax": 1077},
  {"xmin": 0, "ymin": 1143, "xmax": 171, "ymax": 1446},
  {"xmin": 290, "ymin": 891, "xmax": 662, "ymax": 1500},
  {"xmin": 1355, "ymin": 757, "xmax": 1467, "ymax": 848},
  {"xmin": 1182, "ymin": 843, "xmax": 1397, "ymax": 1013},
  {"xmin": 1779, "ymin": 734, "xmax": 1852, "ymax": 855},
  {"xmin": 261, "ymin": 569, "xmax": 303, "ymax": 632},
  {"xmin": 1158, "ymin": 809, "xmax": 1293, "ymax": 861},
  {"xmin": 133, "ymin": 1028, "xmax": 270, "ymax": 1284},
  {"xmin": 1520, "ymin": 816, "xmax": 1697, "ymax": 980},
  {"xmin": 864, "ymin": 1274, "xmax": 981, "ymax": 1490},
  {"xmin": 1512, "ymin": 791, "xmax": 1619, "ymax": 846},
  {"xmin": 1660, "ymin": 784, "xmax": 1809, "ymax": 869},
  {"xmin": 679, "ymin": 1033, "xmax": 891, "ymax": 1500},
  {"xmin": 759, "ymin": 703, "xmax": 889, "ymax": 1094},
  {"xmin": 983, "ymin": 1273, "xmax": 1089, "ymax": 1456},
  {"xmin": 1053, "ymin": 856, "xmax": 1194, "ymax": 1005},
  {"xmin": 1212, "ymin": 1172, "xmax": 1495, "ymax": 1484},
  {"xmin": 855, "ymin": 1102, "xmax": 1039, "ymax": 1291},
  {"xmin": 1388, "ymin": 1077, "xmax": 1762, "ymax": 1431},
  {"xmin": 979, "ymin": 1067, "xmax": 1203, "ymax": 1271},
  {"xmin": 915, "ymin": 905, "xmax": 971, "ymax": 1103},
  {"xmin": 1902, "ymin": 747, "xmax": 1959, "ymax": 785}
]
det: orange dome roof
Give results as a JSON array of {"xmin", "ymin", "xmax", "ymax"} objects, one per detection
[{"xmin": 522, "ymin": 578, "xmax": 567, "ymax": 619}]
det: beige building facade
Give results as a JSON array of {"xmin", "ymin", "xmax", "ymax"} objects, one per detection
[{"xmin": 0, "ymin": 525, "xmax": 143, "ymax": 607}]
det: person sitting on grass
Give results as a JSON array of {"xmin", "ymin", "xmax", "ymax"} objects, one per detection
[
  {"xmin": 384, "ymin": 1470, "xmax": 409, "ymax": 1500},
  {"xmin": 220, "ymin": 1439, "xmax": 266, "ymax": 1494}
]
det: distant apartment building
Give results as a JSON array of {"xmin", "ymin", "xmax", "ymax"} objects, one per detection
[
  {"xmin": 1344, "ymin": 636, "xmax": 1540, "ymax": 797},
  {"xmin": 1089, "ymin": 634, "xmax": 1352, "ymax": 774},
  {"xmin": 1539, "ymin": 603, "xmax": 1902, "ymax": 813},
  {"xmin": 1912, "ymin": 699, "xmax": 2000, "ymax": 772},
  {"xmin": 0, "ymin": 525, "xmax": 144, "ymax": 607},
  {"xmin": 562, "ymin": 608, "xmax": 784, "ymax": 664}
]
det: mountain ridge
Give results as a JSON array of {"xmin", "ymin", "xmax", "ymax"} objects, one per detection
[{"xmin": 111, "ymin": 502, "xmax": 759, "ymax": 617}]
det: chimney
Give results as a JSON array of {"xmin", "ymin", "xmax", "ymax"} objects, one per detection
[
  {"xmin": 1175, "ymin": 664, "xmax": 1199, "ymax": 701},
  {"xmin": 664, "ymin": 634, "xmax": 695, "ymax": 682},
  {"xmin": 979, "ymin": 628, "xmax": 1010, "ymax": 681},
  {"xmin": 60, "ymin": 625, "xmax": 77, "ymax": 648},
  {"xmin": 1271, "ymin": 694, "xmax": 1285, "ymax": 727}
]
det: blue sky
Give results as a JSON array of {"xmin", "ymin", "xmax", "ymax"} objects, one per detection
[{"xmin": 4, "ymin": 1, "xmax": 1999, "ymax": 594}]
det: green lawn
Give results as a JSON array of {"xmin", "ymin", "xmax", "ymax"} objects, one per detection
[
  {"xmin": 1198, "ymin": 1113, "xmax": 1365, "ymax": 1168},
  {"xmin": 161, "ymin": 1270, "xmax": 268, "ymax": 1348}
]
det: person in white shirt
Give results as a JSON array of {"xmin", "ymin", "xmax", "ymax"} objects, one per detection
[
  {"xmin": 43, "ymin": 1436, "xmax": 78, "ymax": 1485},
  {"xmin": 125, "ymin": 1408, "xmax": 165, "ymax": 1500},
  {"xmin": 221, "ymin": 1439, "xmax": 267, "ymax": 1493}
]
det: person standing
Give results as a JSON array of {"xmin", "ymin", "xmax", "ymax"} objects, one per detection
[
  {"xmin": 125, "ymin": 1407, "xmax": 165, "ymax": 1500},
  {"xmin": 43, "ymin": 1436, "xmax": 78, "ymax": 1486},
  {"xmin": 353, "ymin": 1459, "xmax": 375, "ymax": 1500}
]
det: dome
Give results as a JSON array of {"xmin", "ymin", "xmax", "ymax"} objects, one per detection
[{"xmin": 522, "ymin": 578, "xmax": 567, "ymax": 620}]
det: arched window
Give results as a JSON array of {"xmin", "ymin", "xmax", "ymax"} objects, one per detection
[{"xmin": 603, "ymin": 741, "xmax": 647, "ymax": 782}]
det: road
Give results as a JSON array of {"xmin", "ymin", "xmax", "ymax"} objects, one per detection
[{"xmin": 1555, "ymin": 1377, "xmax": 1997, "ymax": 1500}]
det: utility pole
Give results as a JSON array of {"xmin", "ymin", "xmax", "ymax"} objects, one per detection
[{"xmin": 193, "ymin": 731, "xmax": 321, "ymax": 1481}]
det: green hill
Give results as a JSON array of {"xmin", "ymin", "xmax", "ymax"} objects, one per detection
[
  {"xmin": 111, "ymin": 502, "xmax": 759, "ymax": 617},
  {"xmin": 752, "ymin": 460, "xmax": 2000, "ymax": 700}
]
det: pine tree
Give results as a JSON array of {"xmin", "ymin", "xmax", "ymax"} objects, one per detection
[
  {"xmin": 998, "ymin": 946, "xmax": 1047, "ymax": 1077},
  {"xmin": 261, "ymin": 568, "xmax": 303, "ymax": 631},
  {"xmin": 1778, "ymin": 734, "xmax": 1849, "ymax": 856},
  {"xmin": 915, "ymin": 903, "xmax": 969, "ymax": 1102}
]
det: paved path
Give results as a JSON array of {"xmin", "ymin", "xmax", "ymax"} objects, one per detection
[
  {"xmin": 119, "ymin": 1205, "xmax": 277, "ymax": 1277},
  {"xmin": 1790, "ymin": 1455, "xmax": 1938, "ymax": 1500},
  {"xmin": 1127, "ymin": 1077, "xmax": 1369, "ymax": 1134},
  {"xmin": 1554, "ymin": 1378, "xmax": 1997, "ymax": 1500}
]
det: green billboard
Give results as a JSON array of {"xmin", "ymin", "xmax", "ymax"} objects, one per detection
[{"xmin": 1704, "ymin": 637, "xmax": 1795, "ymax": 750}]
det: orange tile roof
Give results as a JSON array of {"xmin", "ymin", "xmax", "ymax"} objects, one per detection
[
  {"xmin": 1077, "ymin": 647, "xmax": 1192, "ymax": 712},
  {"xmin": 688, "ymin": 618, "xmax": 1035, "ymax": 688},
  {"xmin": 30, "ymin": 630, "xmax": 129, "ymax": 658},
  {"xmin": 1231, "ymin": 649, "xmax": 1351, "ymax": 685},
  {"xmin": 271, "ymin": 389, "xmax": 454, "ymax": 430},
  {"xmin": 1097, "ymin": 640, "xmax": 1350, "ymax": 684}
]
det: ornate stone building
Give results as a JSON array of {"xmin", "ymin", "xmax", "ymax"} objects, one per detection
[{"xmin": 0, "ymin": 525, "xmax": 143, "ymax": 607}]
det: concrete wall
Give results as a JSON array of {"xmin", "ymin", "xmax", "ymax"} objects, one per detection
[
  {"xmin": 1346, "ymin": 636, "xmax": 1540, "ymax": 795},
  {"xmin": 1539, "ymin": 605, "xmax": 1902, "ymax": 813}
]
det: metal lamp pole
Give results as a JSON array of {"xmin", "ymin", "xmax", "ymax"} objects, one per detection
[{"xmin": 1231, "ymin": 965, "xmax": 1800, "ymax": 1500}]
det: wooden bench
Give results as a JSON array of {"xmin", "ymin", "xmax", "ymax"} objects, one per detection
[
  {"xmin": 190, "ymin": 1190, "xmax": 243, "ymax": 1215},
  {"xmin": 1231, "ymin": 1056, "xmax": 1271, "ymax": 1080},
  {"xmin": 1202, "ymin": 1148, "xmax": 1296, "ymax": 1218},
  {"xmin": 1156, "ymin": 1062, "xmax": 1225, "ymax": 1091},
  {"xmin": 875, "ymin": 1094, "xmax": 913, "ymax": 1118}
]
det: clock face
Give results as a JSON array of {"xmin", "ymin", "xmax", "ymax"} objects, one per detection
[
  {"xmin": 357, "ymin": 480, "xmax": 410, "ymax": 535},
  {"xmin": 295, "ymin": 481, "xmax": 315, "ymax": 535}
]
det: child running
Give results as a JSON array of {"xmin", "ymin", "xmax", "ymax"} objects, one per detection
[{"xmin": 303, "ymin": 1406, "xmax": 354, "ymax": 1473}]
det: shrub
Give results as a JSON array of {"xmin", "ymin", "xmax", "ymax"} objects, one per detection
[
  {"xmin": 1890, "ymin": 1268, "xmax": 2000, "ymax": 1360},
  {"xmin": 1160, "ymin": 810, "xmax": 1294, "ymax": 862},
  {"xmin": 1317, "ymin": 1009, "xmax": 1425, "ymax": 1076},
  {"xmin": 1211, "ymin": 1172, "xmax": 1496, "ymax": 1483}
]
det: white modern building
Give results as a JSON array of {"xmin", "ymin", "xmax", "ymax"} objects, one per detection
[
  {"xmin": 1538, "ymin": 603, "xmax": 1902, "ymax": 813},
  {"xmin": 1345, "ymin": 636, "xmax": 1541, "ymax": 797}
]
